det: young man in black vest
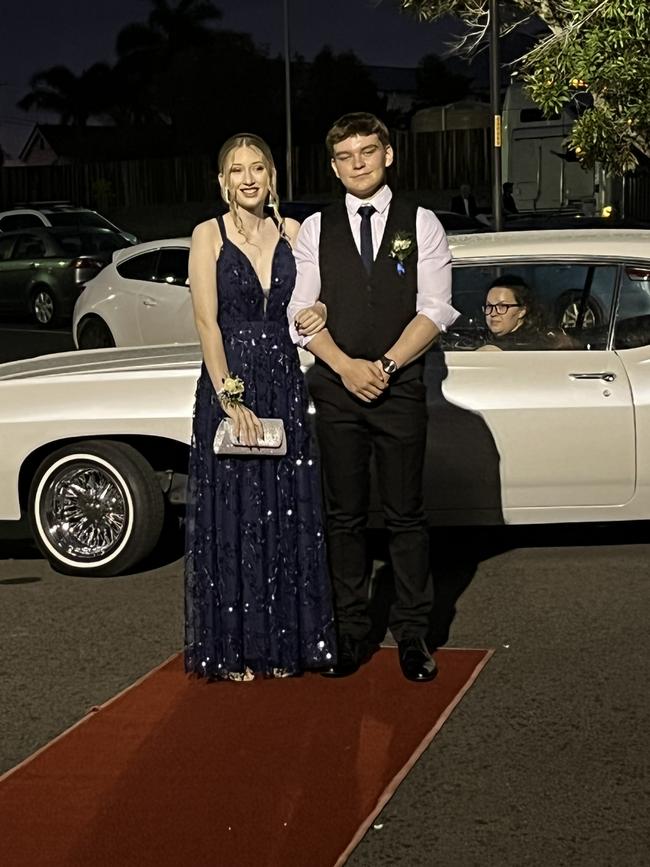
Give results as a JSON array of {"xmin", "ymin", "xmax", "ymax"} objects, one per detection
[{"xmin": 288, "ymin": 113, "xmax": 457, "ymax": 681}]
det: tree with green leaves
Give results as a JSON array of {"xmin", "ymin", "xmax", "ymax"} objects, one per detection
[{"xmin": 398, "ymin": 1, "xmax": 650, "ymax": 174}]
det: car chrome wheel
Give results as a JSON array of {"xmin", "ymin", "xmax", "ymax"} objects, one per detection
[
  {"xmin": 560, "ymin": 299, "xmax": 598, "ymax": 330},
  {"xmin": 32, "ymin": 289, "xmax": 55, "ymax": 325},
  {"xmin": 35, "ymin": 455, "xmax": 132, "ymax": 566},
  {"xmin": 29, "ymin": 442, "xmax": 165, "ymax": 576}
]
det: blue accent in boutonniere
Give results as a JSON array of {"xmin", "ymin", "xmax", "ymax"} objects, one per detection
[{"xmin": 388, "ymin": 231, "xmax": 416, "ymax": 277}]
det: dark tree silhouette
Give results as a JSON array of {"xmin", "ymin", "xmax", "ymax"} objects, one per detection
[
  {"xmin": 115, "ymin": 0, "xmax": 222, "ymax": 60},
  {"xmin": 17, "ymin": 64, "xmax": 115, "ymax": 125},
  {"xmin": 293, "ymin": 47, "xmax": 384, "ymax": 145},
  {"xmin": 416, "ymin": 54, "xmax": 471, "ymax": 106}
]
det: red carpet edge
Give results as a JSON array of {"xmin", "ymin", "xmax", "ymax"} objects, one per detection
[
  {"xmin": 0, "ymin": 652, "xmax": 180, "ymax": 784},
  {"xmin": 336, "ymin": 647, "xmax": 495, "ymax": 866}
]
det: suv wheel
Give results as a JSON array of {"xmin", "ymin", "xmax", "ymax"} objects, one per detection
[
  {"xmin": 31, "ymin": 286, "xmax": 57, "ymax": 326},
  {"xmin": 28, "ymin": 441, "xmax": 164, "ymax": 576}
]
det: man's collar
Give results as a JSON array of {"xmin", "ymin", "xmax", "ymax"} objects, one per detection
[{"xmin": 345, "ymin": 185, "xmax": 392, "ymax": 217}]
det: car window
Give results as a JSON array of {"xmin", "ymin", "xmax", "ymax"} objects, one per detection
[
  {"xmin": 56, "ymin": 231, "xmax": 129, "ymax": 255},
  {"xmin": 156, "ymin": 248, "xmax": 189, "ymax": 286},
  {"xmin": 79, "ymin": 231, "xmax": 130, "ymax": 253},
  {"xmin": 613, "ymin": 265, "xmax": 650, "ymax": 349},
  {"xmin": 443, "ymin": 262, "xmax": 618, "ymax": 351},
  {"xmin": 116, "ymin": 250, "xmax": 159, "ymax": 281},
  {"xmin": 0, "ymin": 235, "xmax": 16, "ymax": 260},
  {"xmin": 0, "ymin": 214, "xmax": 44, "ymax": 231},
  {"xmin": 48, "ymin": 211, "xmax": 114, "ymax": 231},
  {"xmin": 57, "ymin": 234, "xmax": 83, "ymax": 255},
  {"xmin": 12, "ymin": 234, "xmax": 48, "ymax": 259}
]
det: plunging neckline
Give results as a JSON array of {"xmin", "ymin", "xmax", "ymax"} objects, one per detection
[{"xmin": 217, "ymin": 218, "xmax": 283, "ymax": 294}]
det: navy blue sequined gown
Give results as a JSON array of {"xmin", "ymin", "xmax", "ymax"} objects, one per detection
[{"xmin": 185, "ymin": 215, "xmax": 336, "ymax": 679}]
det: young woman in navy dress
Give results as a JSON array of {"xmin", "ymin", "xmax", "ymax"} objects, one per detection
[{"xmin": 184, "ymin": 134, "xmax": 335, "ymax": 680}]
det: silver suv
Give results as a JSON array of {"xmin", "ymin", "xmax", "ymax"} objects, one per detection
[{"xmin": 0, "ymin": 201, "xmax": 137, "ymax": 245}]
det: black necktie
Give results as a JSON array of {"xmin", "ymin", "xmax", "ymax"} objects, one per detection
[{"xmin": 358, "ymin": 205, "xmax": 376, "ymax": 273}]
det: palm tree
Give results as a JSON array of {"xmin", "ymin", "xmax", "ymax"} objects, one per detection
[
  {"xmin": 115, "ymin": 0, "xmax": 222, "ymax": 62},
  {"xmin": 113, "ymin": 0, "xmax": 222, "ymax": 127},
  {"xmin": 17, "ymin": 63, "xmax": 114, "ymax": 125}
]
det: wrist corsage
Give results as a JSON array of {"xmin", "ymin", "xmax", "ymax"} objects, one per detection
[
  {"xmin": 389, "ymin": 231, "xmax": 417, "ymax": 276},
  {"xmin": 217, "ymin": 374, "xmax": 245, "ymax": 408}
]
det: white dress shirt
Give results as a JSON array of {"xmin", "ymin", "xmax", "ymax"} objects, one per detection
[{"xmin": 287, "ymin": 185, "xmax": 458, "ymax": 347}]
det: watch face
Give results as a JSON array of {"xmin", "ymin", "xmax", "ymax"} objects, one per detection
[{"xmin": 382, "ymin": 357, "xmax": 397, "ymax": 374}]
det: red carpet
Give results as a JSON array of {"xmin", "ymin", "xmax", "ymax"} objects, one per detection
[{"xmin": 0, "ymin": 648, "xmax": 492, "ymax": 867}]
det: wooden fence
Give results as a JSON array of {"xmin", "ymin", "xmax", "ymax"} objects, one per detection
[
  {"xmin": 0, "ymin": 130, "xmax": 493, "ymax": 209},
  {"xmin": 0, "ymin": 155, "xmax": 216, "ymax": 211},
  {"xmin": 1, "ymin": 132, "xmax": 648, "ymax": 220}
]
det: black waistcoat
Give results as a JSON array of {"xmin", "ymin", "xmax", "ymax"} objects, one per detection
[{"xmin": 318, "ymin": 195, "xmax": 420, "ymax": 367}]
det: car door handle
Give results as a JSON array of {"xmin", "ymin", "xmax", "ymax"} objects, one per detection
[
  {"xmin": 569, "ymin": 371, "xmax": 617, "ymax": 382},
  {"xmin": 142, "ymin": 298, "xmax": 158, "ymax": 307}
]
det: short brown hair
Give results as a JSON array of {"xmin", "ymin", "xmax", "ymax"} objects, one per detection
[{"xmin": 326, "ymin": 112, "xmax": 391, "ymax": 156}]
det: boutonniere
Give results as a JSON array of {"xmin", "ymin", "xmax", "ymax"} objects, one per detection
[{"xmin": 388, "ymin": 231, "xmax": 416, "ymax": 276}]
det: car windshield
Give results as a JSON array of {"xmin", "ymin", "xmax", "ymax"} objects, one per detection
[{"xmin": 48, "ymin": 211, "xmax": 115, "ymax": 231}]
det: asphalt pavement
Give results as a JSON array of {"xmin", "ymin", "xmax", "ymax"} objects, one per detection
[
  {"xmin": 0, "ymin": 321, "xmax": 74, "ymax": 364},
  {"xmin": 0, "ymin": 321, "xmax": 648, "ymax": 865},
  {"xmin": 1, "ymin": 522, "xmax": 648, "ymax": 867}
]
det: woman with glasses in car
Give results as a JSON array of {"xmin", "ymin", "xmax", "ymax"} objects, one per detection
[{"xmin": 478, "ymin": 275, "xmax": 571, "ymax": 350}]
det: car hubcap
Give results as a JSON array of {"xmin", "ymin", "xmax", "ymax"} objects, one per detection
[
  {"xmin": 40, "ymin": 463, "xmax": 128, "ymax": 562},
  {"xmin": 562, "ymin": 301, "xmax": 596, "ymax": 330},
  {"xmin": 34, "ymin": 292, "xmax": 54, "ymax": 324}
]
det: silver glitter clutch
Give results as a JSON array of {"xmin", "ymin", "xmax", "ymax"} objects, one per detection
[{"xmin": 213, "ymin": 418, "xmax": 287, "ymax": 457}]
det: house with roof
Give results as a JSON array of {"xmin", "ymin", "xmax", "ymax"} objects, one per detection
[{"xmin": 18, "ymin": 124, "xmax": 182, "ymax": 166}]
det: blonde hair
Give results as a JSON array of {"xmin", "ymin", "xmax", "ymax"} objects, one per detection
[{"xmin": 217, "ymin": 133, "xmax": 285, "ymax": 241}]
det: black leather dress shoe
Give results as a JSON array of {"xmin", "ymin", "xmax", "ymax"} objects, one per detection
[
  {"xmin": 321, "ymin": 636, "xmax": 366, "ymax": 678},
  {"xmin": 397, "ymin": 637, "xmax": 437, "ymax": 682}
]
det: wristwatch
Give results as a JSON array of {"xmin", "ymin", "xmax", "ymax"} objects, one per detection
[{"xmin": 380, "ymin": 355, "xmax": 398, "ymax": 375}]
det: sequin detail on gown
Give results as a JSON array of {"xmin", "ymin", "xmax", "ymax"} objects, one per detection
[{"xmin": 184, "ymin": 218, "xmax": 336, "ymax": 679}]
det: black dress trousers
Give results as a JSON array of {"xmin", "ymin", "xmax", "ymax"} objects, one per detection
[{"xmin": 309, "ymin": 366, "xmax": 431, "ymax": 642}]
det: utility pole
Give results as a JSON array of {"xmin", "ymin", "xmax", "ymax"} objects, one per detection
[
  {"xmin": 489, "ymin": 0, "xmax": 503, "ymax": 230},
  {"xmin": 283, "ymin": 0, "xmax": 294, "ymax": 200}
]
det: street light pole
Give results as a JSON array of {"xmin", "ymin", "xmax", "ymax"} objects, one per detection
[
  {"xmin": 489, "ymin": 0, "xmax": 503, "ymax": 231},
  {"xmin": 283, "ymin": 0, "xmax": 294, "ymax": 200}
]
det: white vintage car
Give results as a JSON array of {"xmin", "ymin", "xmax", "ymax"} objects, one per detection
[{"xmin": 4, "ymin": 228, "xmax": 650, "ymax": 576}]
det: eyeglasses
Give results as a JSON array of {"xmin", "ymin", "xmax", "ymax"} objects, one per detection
[{"xmin": 482, "ymin": 303, "xmax": 522, "ymax": 315}]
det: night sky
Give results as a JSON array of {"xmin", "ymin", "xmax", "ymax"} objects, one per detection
[{"xmin": 0, "ymin": 0, "xmax": 455, "ymax": 89}]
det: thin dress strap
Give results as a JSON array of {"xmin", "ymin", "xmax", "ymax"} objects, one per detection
[{"xmin": 215, "ymin": 212, "xmax": 227, "ymax": 244}]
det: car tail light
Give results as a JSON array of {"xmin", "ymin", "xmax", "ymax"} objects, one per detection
[{"xmin": 69, "ymin": 257, "xmax": 104, "ymax": 270}]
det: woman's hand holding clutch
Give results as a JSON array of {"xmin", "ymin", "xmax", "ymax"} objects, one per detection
[{"xmin": 222, "ymin": 403, "xmax": 264, "ymax": 446}]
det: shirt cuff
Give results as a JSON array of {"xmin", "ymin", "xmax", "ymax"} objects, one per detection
[
  {"xmin": 288, "ymin": 318, "xmax": 316, "ymax": 348},
  {"xmin": 416, "ymin": 300, "xmax": 460, "ymax": 333}
]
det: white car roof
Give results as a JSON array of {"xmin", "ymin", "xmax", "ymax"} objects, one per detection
[
  {"xmin": 0, "ymin": 344, "xmax": 201, "ymax": 381},
  {"xmin": 450, "ymin": 229, "xmax": 650, "ymax": 261},
  {"xmin": 108, "ymin": 228, "xmax": 650, "ymax": 266},
  {"xmin": 112, "ymin": 237, "xmax": 191, "ymax": 264}
]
